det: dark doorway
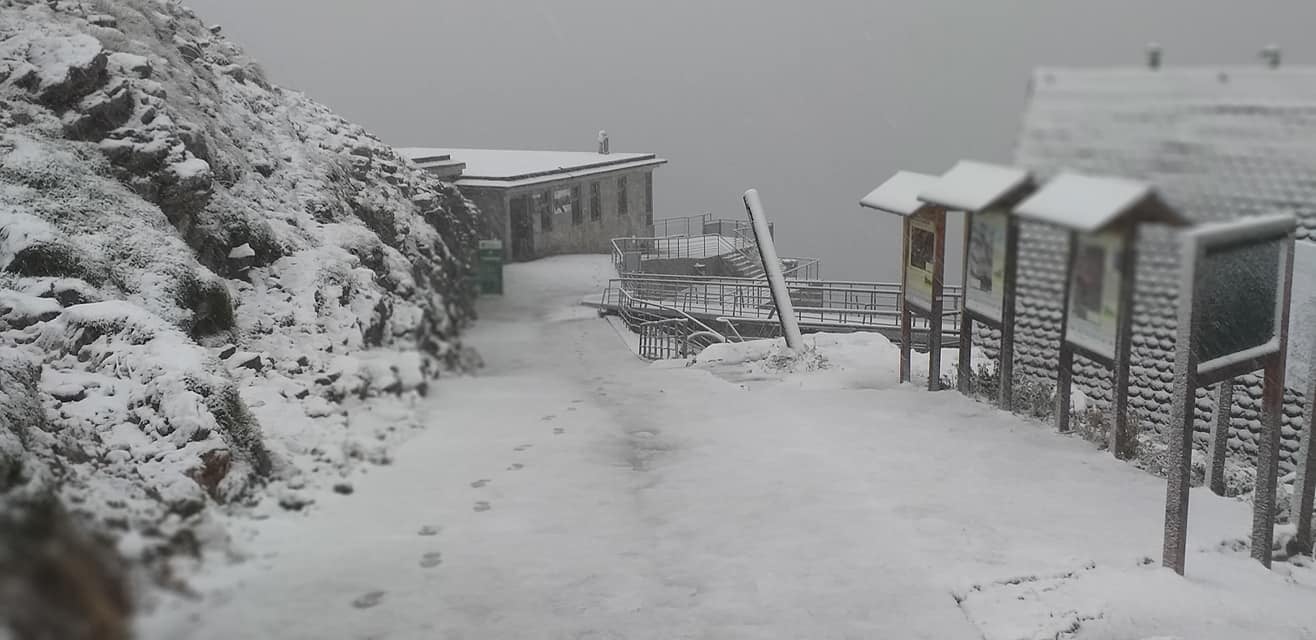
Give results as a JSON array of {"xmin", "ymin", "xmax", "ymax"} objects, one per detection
[{"xmin": 510, "ymin": 196, "xmax": 534, "ymax": 261}]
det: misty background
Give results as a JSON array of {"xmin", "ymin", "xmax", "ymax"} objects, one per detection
[{"xmin": 186, "ymin": 0, "xmax": 1316, "ymax": 281}]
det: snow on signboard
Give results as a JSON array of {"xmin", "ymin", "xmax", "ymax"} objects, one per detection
[
  {"xmin": 905, "ymin": 211, "xmax": 937, "ymax": 311},
  {"xmin": 1065, "ymin": 229, "xmax": 1123, "ymax": 360},
  {"xmin": 964, "ymin": 209, "xmax": 1009, "ymax": 322},
  {"xmin": 1285, "ymin": 241, "xmax": 1316, "ymax": 392}
]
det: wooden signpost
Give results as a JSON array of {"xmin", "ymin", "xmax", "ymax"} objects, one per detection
[
  {"xmin": 1013, "ymin": 173, "xmax": 1185, "ymax": 458},
  {"xmin": 1292, "ymin": 242, "xmax": 1316, "ymax": 556},
  {"xmin": 919, "ymin": 161, "xmax": 1033, "ymax": 409},
  {"xmin": 861, "ymin": 171, "xmax": 947, "ymax": 391},
  {"xmin": 1162, "ymin": 212, "xmax": 1296, "ymax": 574}
]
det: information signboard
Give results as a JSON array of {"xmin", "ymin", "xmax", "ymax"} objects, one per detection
[
  {"xmin": 1065, "ymin": 229, "xmax": 1124, "ymax": 361},
  {"xmin": 905, "ymin": 212, "xmax": 938, "ymax": 311},
  {"xmin": 963, "ymin": 209, "xmax": 1009, "ymax": 322},
  {"xmin": 1197, "ymin": 239, "xmax": 1281, "ymax": 367}
]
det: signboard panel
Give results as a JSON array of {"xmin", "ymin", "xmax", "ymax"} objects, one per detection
[
  {"xmin": 1065, "ymin": 229, "xmax": 1124, "ymax": 361},
  {"xmin": 1285, "ymin": 242, "xmax": 1316, "ymax": 392},
  {"xmin": 905, "ymin": 211, "xmax": 937, "ymax": 311},
  {"xmin": 1196, "ymin": 239, "xmax": 1281, "ymax": 365},
  {"xmin": 964, "ymin": 208, "xmax": 1009, "ymax": 322}
]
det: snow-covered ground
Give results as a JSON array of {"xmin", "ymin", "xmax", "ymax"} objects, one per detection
[{"xmin": 144, "ymin": 256, "xmax": 1316, "ymax": 640}]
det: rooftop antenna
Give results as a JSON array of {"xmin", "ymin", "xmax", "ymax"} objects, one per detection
[
  {"xmin": 597, "ymin": 130, "xmax": 610, "ymax": 155},
  {"xmin": 1146, "ymin": 42, "xmax": 1162, "ymax": 70},
  {"xmin": 1260, "ymin": 44, "xmax": 1281, "ymax": 68}
]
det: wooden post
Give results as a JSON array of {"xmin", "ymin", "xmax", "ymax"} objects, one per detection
[
  {"xmin": 1111, "ymin": 225, "xmax": 1139, "ymax": 460},
  {"xmin": 1252, "ymin": 232, "xmax": 1293, "ymax": 568},
  {"xmin": 1163, "ymin": 228, "xmax": 1201, "ymax": 576},
  {"xmin": 999, "ymin": 218, "xmax": 1020, "ymax": 411},
  {"xmin": 1295, "ymin": 377, "xmax": 1316, "ymax": 554},
  {"xmin": 958, "ymin": 211, "xmax": 975, "ymax": 395},
  {"xmin": 1207, "ymin": 378, "xmax": 1233, "ymax": 496},
  {"xmin": 958, "ymin": 319, "xmax": 974, "ymax": 394},
  {"xmin": 1056, "ymin": 230, "xmax": 1079, "ymax": 433},
  {"xmin": 899, "ymin": 219, "xmax": 912, "ymax": 384},
  {"xmin": 928, "ymin": 210, "xmax": 947, "ymax": 391},
  {"xmin": 1253, "ymin": 361, "xmax": 1284, "ymax": 568}
]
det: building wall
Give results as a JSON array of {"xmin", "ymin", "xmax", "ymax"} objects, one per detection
[{"xmin": 491, "ymin": 167, "xmax": 656, "ymax": 261}]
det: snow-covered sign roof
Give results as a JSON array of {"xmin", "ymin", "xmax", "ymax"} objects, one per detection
[
  {"xmin": 859, "ymin": 171, "xmax": 939, "ymax": 217},
  {"xmin": 918, "ymin": 160, "xmax": 1032, "ymax": 212},
  {"xmin": 1013, "ymin": 172, "xmax": 1185, "ymax": 232},
  {"xmin": 1015, "ymin": 66, "xmax": 1316, "ymax": 236},
  {"xmin": 397, "ymin": 147, "xmax": 667, "ymax": 189}
]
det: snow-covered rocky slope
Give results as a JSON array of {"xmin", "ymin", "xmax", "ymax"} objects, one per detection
[{"xmin": 0, "ymin": 0, "xmax": 481, "ymax": 617}]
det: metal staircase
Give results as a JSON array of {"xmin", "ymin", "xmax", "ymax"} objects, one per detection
[{"xmin": 601, "ymin": 214, "xmax": 938, "ymax": 360}]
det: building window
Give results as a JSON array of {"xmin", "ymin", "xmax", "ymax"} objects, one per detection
[
  {"xmin": 617, "ymin": 175, "xmax": 628, "ymax": 216},
  {"xmin": 570, "ymin": 185, "xmax": 582, "ymax": 225},
  {"xmin": 589, "ymin": 182, "xmax": 601, "ymax": 221},
  {"xmin": 644, "ymin": 172, "xmax": 653, "ymax": 225},
  {"xmin": 535, "ymin": 191, "xmax": 551, "ymax": 232}
]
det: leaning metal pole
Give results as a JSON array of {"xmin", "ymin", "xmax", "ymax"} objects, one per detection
[{"xmin": 742, "ymin": 189, "xmax": 803, "ymax": 351}]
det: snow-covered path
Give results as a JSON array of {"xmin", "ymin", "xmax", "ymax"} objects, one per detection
[{"xmin": 150, "ymin": 256, "xmax": 1315, "ymax": 640}]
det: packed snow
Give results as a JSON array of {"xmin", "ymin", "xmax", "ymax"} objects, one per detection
[{"xmin": 142, "ymin": 256, "xmax": 1316, "ymax": 640}]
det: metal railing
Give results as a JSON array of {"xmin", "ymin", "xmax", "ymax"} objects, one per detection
[
  {"xmin": 604, "ymin": 273, "xmax": 962, "ymax": 337},
  {"xmin": 612, "ymin": 285, "xmax": 728, "ymax": 360}
]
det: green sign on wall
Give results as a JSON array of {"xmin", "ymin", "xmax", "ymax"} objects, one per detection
[{"xmin": 477, "ymin": 239, "xmax": 504, "ymax": 295}]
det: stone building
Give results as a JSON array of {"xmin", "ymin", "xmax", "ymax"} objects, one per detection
[
  {"xmin": 1010, "ymin": 64, "xmax": 1316, "ymax": 474},
  {"xmin": 399, "ymin": 147, "xmax": 667, "ymax": 262}
]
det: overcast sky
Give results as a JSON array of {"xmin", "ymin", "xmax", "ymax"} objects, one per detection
[{"xmin": 187, "ymin": 0, "xmax": 1316, "ymax": 280}]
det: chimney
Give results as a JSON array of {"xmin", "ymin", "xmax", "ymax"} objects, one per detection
[
  {"xmin": 1261, "ymin": 44, "xmax": 1281, "ymax": 68},
  {"xmin": 597, "ymin": 130, "xmax": 610, "ymax": 155},
  {"xmin": 1146, "ymin": 43, "xmax": 1162, "ymax": 70}
]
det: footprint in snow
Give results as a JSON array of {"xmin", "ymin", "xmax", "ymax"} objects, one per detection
[
  {"xmin": 352, "ymin": 591, "xmax": 386, "ymax": 609},
  {"xmin": 507, "ymin": 463, "xmax": 524, "ymax": 471},
  {"xmin": 553, "ymin": 427, "xmax": 565, "ymax": 435},
  {"xmin": 473, "ymin": 501, "xmax": 491, "ymax": 512},
  {"xmin": 419, "ymin": 552, "xmax": 443, "ymax": 568},
  {"xmin": 470, "ymin": 478, "xmax": 490, "ymax": 488},
  {"xmin": 418, "ymin": 525, "xmax": 440, "ymax": 536}
]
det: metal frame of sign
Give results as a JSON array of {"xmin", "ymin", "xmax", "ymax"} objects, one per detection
[
  {"xmin": 1162, "ymin": 212, "xmax": 1296, "ymax": 575},
  {"xmin": 899, "ymin": 207, "xmax": 947, "ymax": 391},
  {"xmin": 956, "ymin": 208, "xmax": 1022, "ymax": 409},
  {"xmin": 1054, "ymin": 221, "xmax": 1140, "ymax": 461}
]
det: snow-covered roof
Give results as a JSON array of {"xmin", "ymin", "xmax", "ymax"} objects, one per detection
[
  {"xmin": 397, "ymin": 147, "xmax": 667, "ymax": 188},
  {"xmin": 918, "ymin": 160, "xmax": 1032, "ymax": 212},
  {"xmin": 859, "ymin": 171, "xmax": 939, "ymax": 217},
  {"xmin": 1013, "ymin": 172, "xmax": 1184, "ymax": 232},
  {"xmin": 1015, "ymin": 66, "xmax": 1316, "ymax": 236}
]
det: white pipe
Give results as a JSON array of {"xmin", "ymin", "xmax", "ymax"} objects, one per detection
[{"xmin": 742, "ymin": 189, "xmax": 804, "ymax": 351}]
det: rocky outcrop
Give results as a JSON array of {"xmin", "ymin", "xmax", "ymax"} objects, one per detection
[{"xmin": 0, "ymin": 0, "xmax": 482, "ymax": 616}]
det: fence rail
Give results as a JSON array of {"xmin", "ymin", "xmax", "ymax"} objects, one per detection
[{"xmin": 603, "ymin": 274, "xmax": 962, "ymax": 339}]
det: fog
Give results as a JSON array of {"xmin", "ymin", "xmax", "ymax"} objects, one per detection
[{"xmin": 186, "ymin": 0, "xmax": 1316, "ymax": 281}]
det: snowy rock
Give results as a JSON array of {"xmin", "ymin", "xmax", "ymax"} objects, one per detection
[
  {"xmin": 48, "ymin": 383, "xmax": 85, "ymax": 403},
  {"xmin": 227, "ymin": 243, "xmax": 255, "ymax": 260},
  {"xmin": 106, "ymin": 52, "xmax": 151, "ymax": 79}
]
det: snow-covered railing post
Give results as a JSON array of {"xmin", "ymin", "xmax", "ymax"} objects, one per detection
[
  {"xmin": 1014, "ymin": 173, "xmax": 1187, "ymax": 456},
  {"xmin": 742, "ymin": 189, "xmax": 803, "ymax": 352},
  {"xmin": 1161, "ymin": 212, "xmax": 1295, "ymax": 575},
  {"xmin": 861, "ymin": 171, "xmax": 947, "ymax": 390},
  {"xmin": 919, "ymin": 161, "xmax": 1034, "ymax": 408}
]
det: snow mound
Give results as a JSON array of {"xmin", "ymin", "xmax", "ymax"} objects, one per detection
[
  {"xmin": 0, "ymin": 0, "xmax": 481, "ymax": 602},
  {"xmin": 687, "ymin": 332, "xmax": 992, "ymax": 392}
]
